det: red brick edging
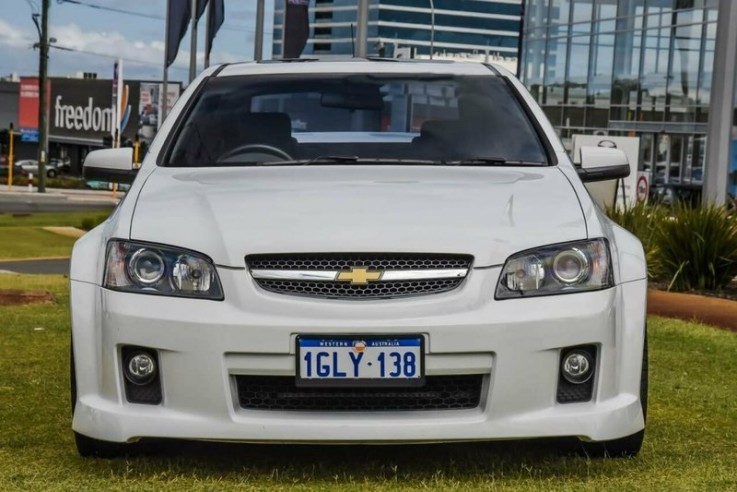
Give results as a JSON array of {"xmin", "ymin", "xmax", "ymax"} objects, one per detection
[{"xmin": 648, "ymin": 289, "xmax": 737, "ymax": 332}]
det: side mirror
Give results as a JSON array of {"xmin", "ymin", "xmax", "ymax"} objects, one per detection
[
  {"xmin": 576, "ymin": 146, "xmax": 631, "ymax": 183},
  {"xmin": 83, "ymin": 148, "xmax": 137, "ymax": 184}
]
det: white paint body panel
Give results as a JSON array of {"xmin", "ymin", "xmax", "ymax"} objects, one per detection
[
  {"xmin": 130, "ymin": 165, "xmax": 587, "ymax": 268},
  {"xmin": 70, "ymin": 60, "xmax": 647, "ymax": 445}
]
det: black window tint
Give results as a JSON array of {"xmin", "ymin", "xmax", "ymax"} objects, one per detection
[{"xmin": 167, "ymin": 73, "xmax": 549, "ymax": 166}]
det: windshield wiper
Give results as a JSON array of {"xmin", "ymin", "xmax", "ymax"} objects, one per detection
[
  {"xmin": 265, "ymin": 158, "xmax": 440, "ymax": 166},
  {"xmin": 213, "ymin": 157, "xmax": 545, "ymax": 167},
  {"xmin": 306, "ymin": 155, "xmax": 360, "ymax": 164},
  {"xmin": 444, "ymin": 158, "xmax": 546, "ymax": 167}
]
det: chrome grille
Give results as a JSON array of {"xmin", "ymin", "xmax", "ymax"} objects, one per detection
[
  {"xmin": 247, "ymin": 254, "xmax": 472, "ymax": 271},
  {"xmin": 246, "ymin": 253, "xmax": 472, "ymax": 300}
]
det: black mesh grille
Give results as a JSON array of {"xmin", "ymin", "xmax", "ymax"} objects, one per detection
[
  {"xmin": 246, "ymin": 253, "xmax": 472, "ymax": 300},
  {"xmin": 556, "ymin": 379, "xmax": 594, "ymax": 403},
  {"xmin": 236, "ymin": 375, "xmax": 483, "ymax": 411},
  {"xmin": 256, "ymin": 278, "xmax": 463, "ymax": 299},
  {"xmin": 247, "ymin": 253, "xmax": 472, "ymax": 271}
]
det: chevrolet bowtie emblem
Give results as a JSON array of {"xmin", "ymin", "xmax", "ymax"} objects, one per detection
[{"xmin": 336, "ymin": 267, "xmax": 383, "ymax": 285}]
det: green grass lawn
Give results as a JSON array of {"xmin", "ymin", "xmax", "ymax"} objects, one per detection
[
  {"xmin": 0, "ymin": 211, "xmax": 110, "ymax": 228},
  {"xmin": 0, "ymin": 211, "xmax": 110, "ymax": 260},
  {"xmin": 0, "ymin": 227, "xmax": 78, "ymax": 260},
  {"xmin": 1, "ymin": 274, "xmax": 735, "ymax": 490}
]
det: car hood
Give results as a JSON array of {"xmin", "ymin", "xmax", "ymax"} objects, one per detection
[{"xmin": 130, "ymin": 166, "xmax": 587, "ymax": 268}]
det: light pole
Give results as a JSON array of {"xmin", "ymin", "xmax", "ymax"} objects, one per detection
[
  {"xmin": 254, "ymin": 0, "xmax": 265, "ymax": 61},
  {"xmin": 703, "ymin": 0, "xmax": 737, "ymax": 205},
  {"xmin": 189, "ymin": 0, "xmax": 198, "ymax": 83},
  {"xmin": 429, "ymin": 0, "xmax": 435, "ymax": 59},
  {"xmin": 356, "ymin": 0, "xmax": 369, "ymax": 57},
  {"xmin": 32, "ymin": 0, "xmax": 50, "ymax": 193}
]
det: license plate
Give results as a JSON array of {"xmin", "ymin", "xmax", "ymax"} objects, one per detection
[{"xmin": 296, "ymin": 336, "xmax": 424, "ymax": 387}]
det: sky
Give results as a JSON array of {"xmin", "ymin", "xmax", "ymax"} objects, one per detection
[{"xmin": 0, "ymin": 0, "xmax": 275, "ymax": 84}]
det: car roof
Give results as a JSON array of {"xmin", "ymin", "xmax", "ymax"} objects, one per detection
[{"xmin": 217, "ymin": 58, "xmax": 499, "ymax": 78}]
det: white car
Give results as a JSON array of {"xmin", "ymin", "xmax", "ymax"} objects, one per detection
[
  {"xmin": 17, "ymin": 158, "xmax": 68, "ymax": 178},
  {"xmin": 71, "ymin": 60, "xmax": 647, "ymax": 457}
]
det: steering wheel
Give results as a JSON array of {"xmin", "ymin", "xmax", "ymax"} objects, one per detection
[{"xmin": 218, "ymin": 144, "xmax": 293, "ymax": 163}]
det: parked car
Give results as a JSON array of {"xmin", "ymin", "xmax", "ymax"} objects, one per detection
[
  {"xmin": 71, "ymin": 59, "xmax": 647, "ymax": 458},
  {"xmin": 16, "ymin": 158, "xmax": 69, "ymax": 178},
  {"xmin": 0, "ymin": 163, "xmax": 27, "ymax": 178}
]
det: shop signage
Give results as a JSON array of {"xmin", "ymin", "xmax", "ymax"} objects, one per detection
[
  {"xmin": 50, "ymin": 78, "xmax": 138, "ymax": 143},
  {"xmin": 54, "ymin": 95, "xmax": 115, "ymax": 133},
  {"xmin": 18, "ymin": 77, "xmax": 181, "ymax": 146},
  {"xmin": 17, "ymin": 77, "xmax": 49, "ymax": 143}
]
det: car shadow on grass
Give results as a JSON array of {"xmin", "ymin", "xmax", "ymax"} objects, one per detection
[{"xmin": 76, "ymin": 438, "xmax": 609, "ymax": 482}]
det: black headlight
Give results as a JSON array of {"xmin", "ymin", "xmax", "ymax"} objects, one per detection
[{"xmin": 103, "ymin": 240, "xmax": 224, "ymax": 300}]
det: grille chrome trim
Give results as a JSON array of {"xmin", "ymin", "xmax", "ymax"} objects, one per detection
[
  {"xmin": 246, "ymin": 253, "xmax": 473, "ymax": 299},
  {"xmin": 251, "ymin": 268, "xmax": 469, "ymax": 282},
  {"xmin": 251, "ymin": 270, "xmax": 339, "ymax": 281}
]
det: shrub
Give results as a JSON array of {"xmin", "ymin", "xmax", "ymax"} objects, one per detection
[
  {"xmin": 12, "ymin": 176, "xmax": 87, "ymax": 189},
  {"xmin": 80, "ymin": 214, "xmax": 110, "ymax": 231},
  {"xmin": 606, "ymin": 203, "xmax": 665, "ymax": 279},
  {"xmin": 655, "ymin": 204, "xmax": 737, "ymax": 291}
]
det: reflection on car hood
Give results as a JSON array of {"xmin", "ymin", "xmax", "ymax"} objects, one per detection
[{"xmin": 131, "ymin": 165, "xmax": 587, "ymax": 267}]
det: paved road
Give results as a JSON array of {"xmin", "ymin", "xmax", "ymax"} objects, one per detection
[
  {"xmin": 0, "ymin": 258, "xmax": 70, "ymax": 275},
  {"xmin": 0, "ymin": 189, "xmax": 118, "ymax": 213}
]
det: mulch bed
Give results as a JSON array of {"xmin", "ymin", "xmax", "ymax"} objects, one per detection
[
  {"xmin": 0, "ymin": 289, "xmax": 55, "ymax": 306},
  {"xmin": 648, "ymin": 289, "xmax": 737, "ymax": 333}
]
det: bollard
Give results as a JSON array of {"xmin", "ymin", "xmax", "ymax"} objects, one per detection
[{"xmin": 28, "ymin": 173, "xmax": 33, "ymax": 192}]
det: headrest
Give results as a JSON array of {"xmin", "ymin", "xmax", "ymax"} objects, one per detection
[
  {"xmin": 238, "ymin": 112, "xmax": 293, "ymax": 139},
  {"xmin": 419, "ymin": 120, "xmax": 464, "ymax": 139}
]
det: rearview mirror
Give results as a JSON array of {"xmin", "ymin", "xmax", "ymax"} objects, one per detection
[
  {"xmin": 576, "ymin": 146, "xmax": 630, "ymax": 183},
  {"xmin": 321, "ymin": 91, "xmax": 383, "ymax": 111},
  {"xmin": 83, "ymin": 148, "xmax": 137, "ymax": 184}
]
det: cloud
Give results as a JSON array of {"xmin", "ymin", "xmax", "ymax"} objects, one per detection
[
  {"xmin": 0, "ymin": 19, "xmax": 245, "ymax": 80},
  {"xmin": 0, "ymin": 19, "xmax": 36, "ymax": 49}
]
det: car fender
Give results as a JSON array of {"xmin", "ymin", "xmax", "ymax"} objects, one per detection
[
  {"xmin": 70, "ymin": 219, "xmax": 113, "ymax": 285},
  {"xmin": 609, "ymin": 221, "xmax": 647, "ymax": 284}
]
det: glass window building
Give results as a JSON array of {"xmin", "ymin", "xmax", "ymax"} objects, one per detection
[
  {"xmin": 521, "ymin": 0, "xmax": 720, "ymax": 188},
  {"xmin": 273, "ymin": 0, "xmax": 523, "ymax": 59}
]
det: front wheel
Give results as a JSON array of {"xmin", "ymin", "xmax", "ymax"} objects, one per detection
[
  {"xmin": 71, "ymin": 340, "xmax": 132, "ymax": 458},
  {"xmin": 579, "ymin": 331, "xmax": 648, "ymax": 458}
]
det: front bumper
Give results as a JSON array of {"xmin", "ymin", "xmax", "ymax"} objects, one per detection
[{"xmin": 71, "ymin": 267, "xmax": 647, "ymax": 444}]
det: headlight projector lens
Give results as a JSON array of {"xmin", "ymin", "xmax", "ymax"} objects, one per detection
[
  {"xmin": 128, "ymin": 249, "xmax": 166, "ymax": 285},
  {"xmin": 552, "ymin": 248, "xmax": 590, "ymax": 284}
]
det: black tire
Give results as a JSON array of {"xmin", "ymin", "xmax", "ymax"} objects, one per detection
[
  {"xmin": 47, "ymin": 169, "xmax": 57, "ymax": 178},
  {"xmin": 71, "ymin": 340, "xmax": 131, "ymax": 458},
  {"xmin": 579, "ymin": 331, "xmax": 648, "ymax": 458}
]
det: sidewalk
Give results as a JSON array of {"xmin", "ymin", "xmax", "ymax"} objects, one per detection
[{"xmin": 0, "ymin": 185, "xmax": 120, "ymax": 207}]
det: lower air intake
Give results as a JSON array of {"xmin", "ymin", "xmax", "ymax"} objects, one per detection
[{"xmin": 235, "ymin": 375, "xmax": 483, "ymax": 411}]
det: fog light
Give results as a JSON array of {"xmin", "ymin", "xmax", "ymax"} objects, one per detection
[
  {"xmin": 561, "ymin": 350, "xmax": 594, "ymax": 384},
  {"xmin": 125, "ymin": 352, "xmax": 156, "ymax": 385}
]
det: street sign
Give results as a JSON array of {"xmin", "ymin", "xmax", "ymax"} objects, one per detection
[{"xmin": 636, "ymin": 172, "xmax": 650, "ymax": 203}]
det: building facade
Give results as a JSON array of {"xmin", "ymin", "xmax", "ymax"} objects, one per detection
[
  {"xmin": 273, "ymin": 0, "xmax": 523, "ymax": 60},
  {"xmin": 521, "ymin": 0, "xmax": 721, "ymax": 190},
  {"xmin": 1, "ymin": 77, "xmax": 181, "ymax": 176}
]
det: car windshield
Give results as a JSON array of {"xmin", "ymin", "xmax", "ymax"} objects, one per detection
[{"xmin": 166, "ymin": 72, "xmax": 548, "ymax": 166}]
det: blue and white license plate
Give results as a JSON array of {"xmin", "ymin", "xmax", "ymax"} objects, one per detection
[{"xmin": 296, "ymin": 336, "xmax": 424, "ymax": 387}]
